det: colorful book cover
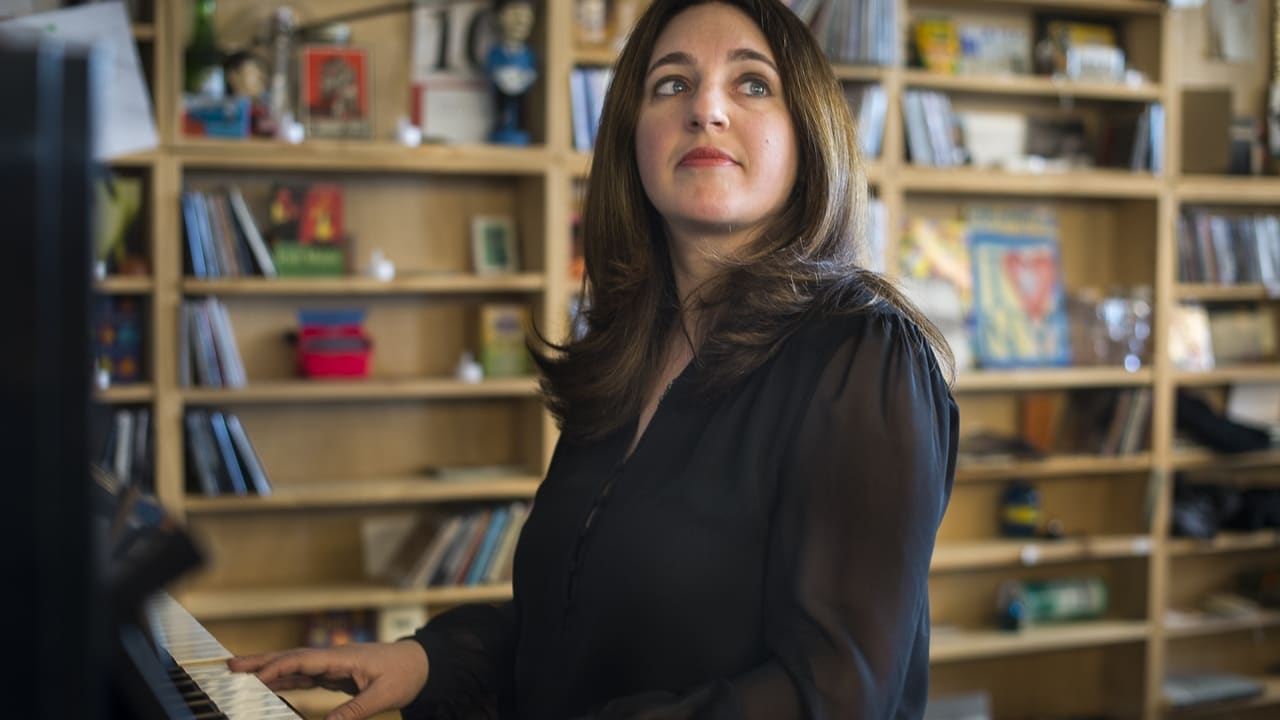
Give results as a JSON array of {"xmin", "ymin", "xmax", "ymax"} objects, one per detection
[
  {"xmin": 968, "ymin": 206, "xmax": 1070, "ymax": 368},
  {"xmin": 95, "ymin": 296, "xmax": 144, "ymax": 383},
  {"xmin": 479, "ymin": 303, "xmax": 531, "ymax": 377}
]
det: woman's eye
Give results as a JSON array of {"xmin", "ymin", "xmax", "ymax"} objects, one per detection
[
  {"xmin": 739, "ymin": 77, "xmax": 770, "ymax": 96},
  {"xmin": 654, "ymin": 78, "xmax": 690, "ymax": 96}
]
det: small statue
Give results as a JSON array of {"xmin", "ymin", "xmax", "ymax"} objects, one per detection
[
  {"xmin": 223, "ymin": 50, "xmax": 276, "ymax": 137},
  {"xmin": 486, "ymin": 0, "xmax": 537, "ymax": 145}
]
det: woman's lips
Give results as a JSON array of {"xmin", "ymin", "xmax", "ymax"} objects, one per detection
[{"xmin": 678, "ymin": 146, "xmax": 737, "ymax": 167}]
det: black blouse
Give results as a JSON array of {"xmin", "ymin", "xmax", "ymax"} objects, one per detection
[{"xmin": 405, "ymin": 307, "xmax": 957, "ymax": 719}]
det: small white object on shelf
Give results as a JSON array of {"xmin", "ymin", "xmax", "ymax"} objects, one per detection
[
  {"xmin": 95, "ymin": 367, "xmax": 111, "ymax": 390},
  {"xmin": 455, "ymin": 351, "xmax": 484, "ymax": 383},
  {"xmin": 396, "ymin": 116, "xmax": 423, "ymax": 147},
  {"xmin": 368, "ymin": 249, "xmax": 395, "ymax": 282},
  {"xmin": 94, "ymin": 260, "xmax": 107, "ymax": 280}
]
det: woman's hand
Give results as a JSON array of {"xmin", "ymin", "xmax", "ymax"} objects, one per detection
[{"xmin": 228, "ymin": 640, "xmax": 429, "ymax": 720}]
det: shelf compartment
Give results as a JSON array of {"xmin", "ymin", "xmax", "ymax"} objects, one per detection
[
  {"xmin": 95, "ymin": 276, "xmax": 154, "ymax": 295},
  {"xmin": 178, "ymin": 583, "xmax": 513, "ymax": 621},
  {"xmin": 1174, "ymin": 284, "xmax": 1280, "ymax": 302},
  {"xmin": 1166, "ymin": 676, "xmax": 1280, "ymax": 718},
  {"xmin": 182, "ymin": 378, "xmax": 540, "ymax": 404},
  {"xmin": 955, "ymin": 367, "xmax": 1151, "ymax": 392},
  {"xmin": 900, "ymin": 167, "xmax": 1162, "ymax": 198},
  {"xmin": 172, "ymin": 139, "xmax": 553, "ymax": 175},
  {"xmin": 184, "ymin": 274, "xmax": 545, "ymax": 296},
  {"xmin": 956, "ymin": 453, "xmax": 1152, "ymax": 482},
  {"xmin": 184, "ymin": 477, "xmax": 541, "ymax": 514},
  {"xmin": 930, "ymin": 620, "xmax": 1149, "ymax": 662},
  {"xmin": 95, "ymin": 384, "xmax": 155, "ymax": 404},
  {"xmin": 932, "ymin": 535, "xmax": 1153, "ymax": 572},
  {"xmin": 1168, "ymin": 531, "xmax": 1280, "ymax": 557},
  {"xmin": 833, "ymin": 64, "xmax": 889, "ymax": 82},
  {"xmin": 1178, "ymin": 176, "xmax": 1280, "ymax": 205},
  {"xmin": 1173, "ymin": 365, "xmax": 1280, "ymax": 386},
  {"xmin": 900, "ymin": 69, "xmax": 1161, "ymax": 101}
]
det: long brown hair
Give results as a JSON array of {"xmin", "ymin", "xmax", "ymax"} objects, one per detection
[{"xmin": 533, "ymin": 0, "xmax": 952, "ymax": 442}]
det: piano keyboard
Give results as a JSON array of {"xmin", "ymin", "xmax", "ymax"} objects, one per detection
[{"xmin": 146, "ymin": 593, "xmax": 303, "ymax": 719}]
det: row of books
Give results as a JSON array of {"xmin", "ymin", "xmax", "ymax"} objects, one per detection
[
  {"xmin": 184, "ymin": 408, "xmax": 272, "ymax": 497},
  {"xmin": 96, "ymin": 407, "xmax": 152, "ymax": 493},
  {"xmin": 1170, "ymin": 303, "xmax": 1278, "ymax": 372},
  {"xmin": 181, "ymin": 187, "xmax": 277, "ymax": 279},
  {"xmin": 810, "ymin": 0, "xmax": 897, "ymax": 66},
  {"xmin": 179, "ymin": 297, "xmax": 247, "ymax": 388},
  {"xmin": 569, "ymin": 65, "xmax": 612, "ymax": 153},
  {"xmin": 903, "ymin": 90, "xmax": 965, "ymax": 168},
  {"xmin": 1176, "ymin": 210, "xmax": 1280, "ymax": 285},
  {"xmin": 1075, "ymin": 388, "xmax": 1153, "ymax": 456},
  {"xmin": 381, "ymin": 502, "xmax": 529, "ymax": 589},
  {"xmin": 846, "ymin": 83, "xmax": 886, "ymax": 160}
]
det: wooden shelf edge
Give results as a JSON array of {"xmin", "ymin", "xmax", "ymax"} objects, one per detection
[
  {"xmin": 94, "ymin": 385, "xmax": 155, "ymax": 404},
  {"xmin": 955, "ymin": 367, "xmax": 1151, "ymax": 391},
  {"xmin": 956, "ymin": 453, "xmax": 1152, "ymax": 482},
  {"xmin": 95, "ymin": 276, "xmax": 154, "ymax": 294},
  {"xmin": 1173, "ymin": 365, "xmax": 1280, "ymax": 386},
  {"xmin": 901, "ymin": 69, "xmax": 1161, "ymax": 101},
  {"xmin": 900, "ymin": 167, "xmax": 1161, "ymax": 198},
  {"xmin": 185, "ymin": 478, "xmax": 541, "ymax": 513},
  {"xmin": 1174, "ymin": 283, "xmax": 1280, "ymax": 302},
  {"xmin": 929, "ymin": 620, "xmax": 1149, "ymax": 663},
  {"xmin": 1168, "ymin": 530, "xmax": 1280, "ymax": 557},
  {"xmin": 931, "ymin": 535, "xmax": 1153, "ymax": 572},
  {"xmin": 181, "ymin": 377, "xmax": 541, "ymax": 404},
  {"xmin": 1178, "ymin": 175, "xmax": 1280, "ymax": 205},
  {"xmin": 1171, "ymin": 447, "xmax": 1280, "ymax": 471},
  {"xmin": 1164, "ymin": 611, "xmax": 1280, "ymax": 639},
  {"xmin": 1165, "ymin": 676, "xmax": 1280, "ymax": 718},
  {"xmin": 184, "ymin": 274, "xmax": 545, "ymax": 296},
  {"xmin": 179, "ymin": 584, "xmax": 514, "ymax": 621},
  {"xmin": 169, "ymin": 139, "xmax": 553, "ymax": 175}
]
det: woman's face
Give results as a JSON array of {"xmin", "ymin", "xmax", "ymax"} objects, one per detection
[{"xmin": 635, "ymin": 2, "xmax": 797, "ymax": 247}]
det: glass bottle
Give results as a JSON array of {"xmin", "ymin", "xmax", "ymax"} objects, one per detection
[{"xmin": 184, "ymin": 0, "xmax": 223, "ymax": 98}]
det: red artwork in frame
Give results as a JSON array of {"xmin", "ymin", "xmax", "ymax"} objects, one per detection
[{"xmin": 300, "ymin": 45, "xmax": 373, "ymax": 139}]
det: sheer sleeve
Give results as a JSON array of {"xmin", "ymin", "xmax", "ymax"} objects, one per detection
[
  {"xmin": 401, "ymin": 601, "xmax": 517, "ymax": 720},
  {"xmin": 587, "ymin": 312, "xmax": 957, "ymax": 719}
]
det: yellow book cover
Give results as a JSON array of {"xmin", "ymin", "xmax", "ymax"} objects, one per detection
[{"xmin": 480, "ymin": 303, "xmax": 531, "ymax": 378}]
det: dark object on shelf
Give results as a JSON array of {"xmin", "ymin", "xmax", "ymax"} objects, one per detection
[
  {"xmin": 1176, "ymin": 390, "xmax": 1271, "ymax": 453},
  {"xmin": 958, "ymin": 431, "xmax": 1047, "ymax": 462},
  {"xmin": 1171, "ymin": 477, "xmax": 1242, "ymax": 539},
  {"xmin": 1224, "ymin": 488, "xmax": 1280, "ymax": 531},
  {"xmin": 999, "ymin": 480, "xmax": 1042, "ymax": 538}
]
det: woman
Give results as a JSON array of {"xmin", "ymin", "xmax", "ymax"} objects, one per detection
[{"xmin": 230, "ymin": 1, "xmax": 957, "ymax": 718}]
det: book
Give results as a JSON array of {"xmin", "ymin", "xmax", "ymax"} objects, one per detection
[
  {"xmin": 465, "ymin": 504, "xmax": 510, "ymax": 585},
  {"xmin": 487, "ymin": 501, "xmax": 527, "ymax": 584},
  {"xmin": 184, "ymin": 410, "xmax": 221, "ymax": 496},
  {"xmin": 225, "ymin": 413, "xmax": 271, "ymax": 495},
  {"xmin": 968, "ymin": 206, "xmax": 1070, "ymax": 368},
  {"xmin": 479, "ymin": 304, "xmax": 532, "ymax": 377},
  {"xmin": 208, "ymin": 411, "xmax": 248, "ymax": 496},
  {"xmin": 227, "ymin": 186, "xmax": 277, "ymax": 277}
]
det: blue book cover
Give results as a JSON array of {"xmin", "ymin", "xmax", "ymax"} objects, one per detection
[
  {"xmin": 465, "ymin": 505, "xmax": 510, "ymax": 586},
  {"xmin": 968, "ymin": 206, "xmax": 1070, "ymax": 368},
  {"xmin": 208, "ymin": 411, "xmax": 249, "ymax": 495}
]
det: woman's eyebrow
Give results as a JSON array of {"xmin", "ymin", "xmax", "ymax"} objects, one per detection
[{"xmin": 645, "ymin": 48, "xmax": 778, "ymax": 77}]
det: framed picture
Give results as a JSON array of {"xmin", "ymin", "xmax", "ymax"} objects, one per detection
[
  {"xmin": 299, "ymin": 45, "xmax": 372, "ymax": 139},
  {"xmin": 471, "ymin": 215, "xmax": 519, "ymax": 274}
]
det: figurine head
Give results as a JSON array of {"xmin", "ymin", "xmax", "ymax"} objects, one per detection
[
  {"xmin": 494, "ymin": 0, "xmax": 534, "ymax": 45},
  {"xmin": 224, "ymin": 50, "xmax": 267, "ymax": 99}
]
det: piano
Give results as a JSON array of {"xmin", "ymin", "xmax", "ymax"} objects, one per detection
[{"xmin": 143, "ymin": 593, "xmax": 303, "ymax": 719}]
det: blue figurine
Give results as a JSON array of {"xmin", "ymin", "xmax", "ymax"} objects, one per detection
[{"xmin": 486, "ymin": 0, "xmax": 537, "ymax": 145}]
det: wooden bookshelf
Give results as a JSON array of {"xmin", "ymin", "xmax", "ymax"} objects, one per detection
[
  {"xmin": 1164, "ymin": 611, "xmax": 1280, "ymax": 640},
  {"xmin": 1165, "ymin": 676, "xmax": 1280, "ymax": 718},
  {"xmin": 120, "ymin": 0, "xmax": 1277, "ymax": 716},
  {"xmin": 929, "ymin": 620, "xmax": 1150, "ymax": 663}
]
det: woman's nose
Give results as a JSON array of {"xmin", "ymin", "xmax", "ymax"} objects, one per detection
[{"xmin": 687, "ymin": 89, "xmax": 728, "ymax": 130}]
